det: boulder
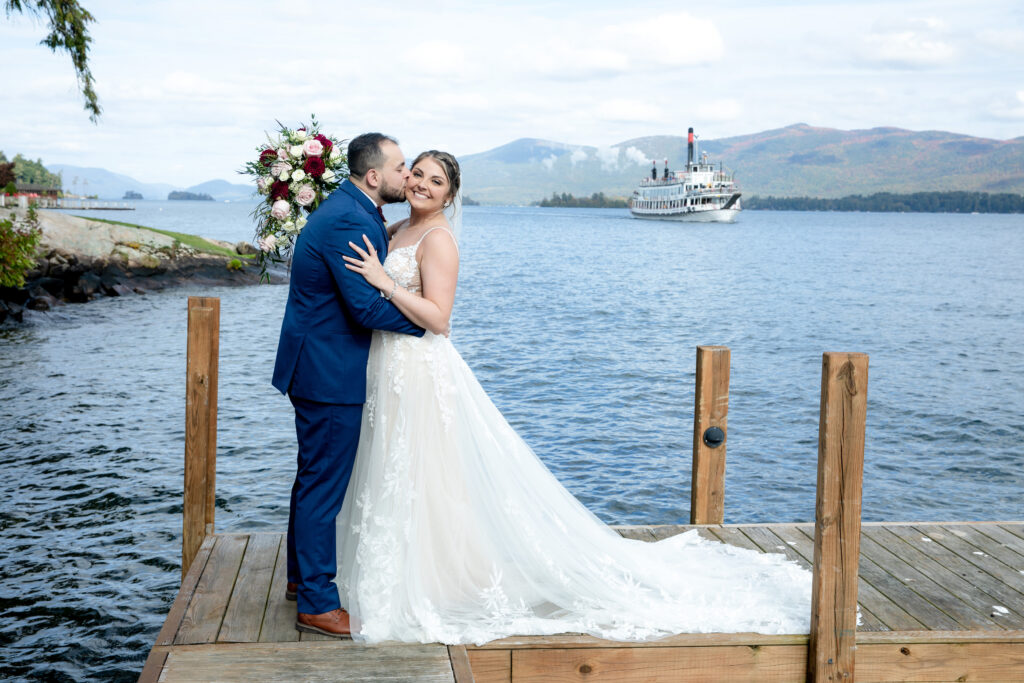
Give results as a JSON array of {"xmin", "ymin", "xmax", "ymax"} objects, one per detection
[
  {"xmin": 5, "ymin": 300, "xmax": 24, "ymax": 323},
  {"xmin": 30, "ymin": 277, "xmax": 65, "ymax": 297},
  {"xmin": 235, "ymin": 241, "xmax": 259, "ymax": 255},
  {"xmin": 0, "ymin": 286, "xmax": 30, "ymax": 305},
  {"xmin": 27, "ymin": 292, "xmax": 58, "ymax": 311},
  {"xmin": 78, "ymin": 272, "xmax": 102, "ymax": 297}
]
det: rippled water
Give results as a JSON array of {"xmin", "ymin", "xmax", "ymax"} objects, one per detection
[{"xmin": 2, "ymin": 206, "xmax": 1022, "ymax": 680}]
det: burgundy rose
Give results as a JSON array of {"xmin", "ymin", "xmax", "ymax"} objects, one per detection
[
  {"xmin": 259, "ymin": 148, "xmax": 277, "ymax": 167},
  {"xmin": 304, "ymin": 156, "xmax": 326, "ymax": 177},
  {"xmin": 270, "ymin": 180, "xmax": 290, "ymax": 200},
  {"xmin": 314, "ymin": 134, "xmax": 332, "ymax": 155}
]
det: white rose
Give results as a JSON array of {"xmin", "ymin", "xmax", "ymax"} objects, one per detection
[
  {"xmin": 283, "ymin": 221, "xmax": 297, "ymax": 234},
  {"xmin": 290, "ymin": 145, "xmax": 304, "ymax": 158},
  {"xmin": 322, "ymin": 169, "xmax": 336, "ymax": 182},
  {"xmin": 279, "ymin": 170, "xmax": 290, "ymax": 182},
  {"xmin": 296, "ymin": 216, "xmax": 307, "ymax": 230},
  {"xmin": 291, "ymin": 169, "xmax": 306, "ymax": 182},
  {"xmin": 294, "ymin": 129, "xmax": 308, "ymax": 141},
  {"xmin": 329, "ymin": 147, "xmax": 341, "ymax": 160}
]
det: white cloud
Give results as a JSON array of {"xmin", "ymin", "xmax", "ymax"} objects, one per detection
[
  {"xmin": 987, "ymin": 90, "xmax": 1024, "ymax": 121},
  {"xmin": 570, "ymin": 148, "xmax": 589, "ymax": 166},
  {"xmin": 541, "ymin": 154, "xmax": 558, "ymax": 170},
  {"xmin": 595, "ymin": 99, "xmax": 665, "ymax": 123},
  {"xmin": 604, "ymin": 12, "xmax": 724, "ymax": 67},
  {"xmin": 860, "ymin": 17, "xmax": 957, "ymax": 68}
]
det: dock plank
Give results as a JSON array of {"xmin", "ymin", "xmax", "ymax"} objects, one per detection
[
  {"xmin": 795, "ymin": 526, "xmax": 964, "ymax": 631},
  {"xmin": 260, "ymin": 534, "xmax": 300, "ymax": 643},
  {"xmin": 879, "ymin": 525, "xmax": 1024, "ymax": 627},
  {"xmin": 155, "ymin": 535, "xmax": 215, "ymax": 647},
  {"xmin": 917, "ymin": 525, "xmax": 1024, "ymax": 598},
  {"xmin": 942, "ymin": 524, "xmax": 1024, "ymax": 574},
  {"xmin": 705, "ymin": 525, "xmax": 761, "ymax": 551},
  {"xmin": 771, "ymin": 524, "xmax": 916, "ymax": 631},
  {"xmin": 742, "ymin": 526, "xmax": 889, "ymax": 632},
  {"xmin": 857, "ymin": 530, "xmax": 1000, "ymax": 630},
  {"xmin": 174, "ymin": 535, "xmax": 248, "ymax": 645},
  {"xmin": 466, "ymin": 650, "xmax": 510, "ymax": 683},
  {"xmin": 974, "ymin": 524, "xmax": 1024, "ymax": 564},
  {"xmin": 219, "ymin": 533, "xmax": 280, "ymax": 643},
  {"xmin": 614, "ymin": 526, "xmax": 656, "ymax": 541},
  {"xmin": 861, "ymin": 527, "xmax": 1005, "ymax": 630},
  {"xmin": 157, "ymin": 641, "xmax": 455, "ymax": 682}
]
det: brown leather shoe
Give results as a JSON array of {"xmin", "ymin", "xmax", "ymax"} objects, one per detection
[
  {"xmin": 285, "ymin": 582, "xmax": 298, "ymax": 601},
  {"xmin": 296, "ymin": 608, "xmax": 352, "ymax": 638}
]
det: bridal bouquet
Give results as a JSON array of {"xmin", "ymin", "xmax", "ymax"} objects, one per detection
[{"xmin": 241, "ymin": 116, "xmax": 347, "ymax": 280}]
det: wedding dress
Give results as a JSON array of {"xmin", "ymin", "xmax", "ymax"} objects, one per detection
[{"xmin": 336, "ymin": 228, "xmax": 811, "ymax": 645}]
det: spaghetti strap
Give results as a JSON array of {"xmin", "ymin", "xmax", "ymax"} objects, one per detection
[{"xmin": 414, "ymin": 226, "xmax": 459, "ymax": 253}]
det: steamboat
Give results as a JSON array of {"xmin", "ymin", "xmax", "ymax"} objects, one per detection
[{"xmin": 630, "ymin": 127, "xmax": 742, "ymax": 222}]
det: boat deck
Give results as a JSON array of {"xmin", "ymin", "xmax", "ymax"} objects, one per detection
[{"xmin": 139, "ymin": 521, "xmax": 1024, "ymax": 682}]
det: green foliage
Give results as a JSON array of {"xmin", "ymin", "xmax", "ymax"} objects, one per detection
[
  {"xmin": 226, "ymin": 258, "xmax": 243, "ymax": 271},
  {"xmin": 745, "ymin": 191, "xmax": 1024, "ymax": 213},
  {"xmin": 3, "ymin": 182, "xmax": 16, "ymax": 196},
  {"xmin": 11, "ymin": 154, "xmax": 61, "ymax": 187},
  {"xmin": 4, "ymin": 0, "xmax": 101, "ymax": 121},
  {"xmin": 0, "ymin": 206, "xmax": 42, "ymax": 288},
  {"xmin": 537, "ymin": 191, "xmax": 629, "ymax": 208}
]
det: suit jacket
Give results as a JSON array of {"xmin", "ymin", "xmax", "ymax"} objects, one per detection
[{"xmin": 272, "ymin": 180, "xmax": 424, "ymax": 403}]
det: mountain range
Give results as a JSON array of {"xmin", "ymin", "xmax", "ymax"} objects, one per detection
[
  {"xmin": 458, "ymin": 124, "xmax": 1024, "ymax": 204},
  {"xmin": 47, "ymin": 164, "xmax": 253, "ymax": 201},
  {"xmin": 48, "ymin": 124, "xmax": 1024, "ymax": 205}
]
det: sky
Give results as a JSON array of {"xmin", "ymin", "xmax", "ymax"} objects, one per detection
[{"xmin": 1, "ymin": 0, "xmax": 1023, "ymax": 187}]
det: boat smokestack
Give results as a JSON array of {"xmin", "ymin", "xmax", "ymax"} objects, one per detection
[{"xmin": 687, "ymin": 127, "xmax": 694, "ymax": 165}]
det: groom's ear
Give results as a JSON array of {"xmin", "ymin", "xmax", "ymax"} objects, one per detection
[{"xmin": 363, "ymin": 167, "xmax": 380, "ymax": 190}]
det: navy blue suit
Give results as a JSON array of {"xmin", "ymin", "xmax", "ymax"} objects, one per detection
[{"xmin": 272, "ymin": 179, "xmax": 423, "ymax": 614}]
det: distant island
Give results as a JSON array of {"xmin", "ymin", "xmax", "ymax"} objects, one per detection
[
  {"xmin": 168, "ymin": 191, "xmax": 214, "ymax": 201},
  {"xmin": 745, "ymin": 191, "xmax": 1024, "ymax": 214},
  {"xmin": 123, "ymin": 190, "xmax": 143, "ymax": 200},
  {"xmin": 537, "ymin": 192, "xmax": 629, "ymax": 208},
  {"xmin": 462, "ymin": 196, "xmax": 480, "ymax": 206}
]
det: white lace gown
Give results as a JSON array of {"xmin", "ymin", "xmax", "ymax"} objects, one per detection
[{"xmin": 336, "ymin": 230, "xmax": 812, "ymax": 645}]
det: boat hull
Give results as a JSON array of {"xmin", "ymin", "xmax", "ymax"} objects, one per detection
[{"xmin": 630, "ymin": 208, "xmax": 740, "ymax": 223}]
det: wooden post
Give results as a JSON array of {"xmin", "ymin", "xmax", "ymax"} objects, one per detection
[
  {"xmin": 183, "ymin": 296, "xmax": 220, "ymax": 579},
  {"xmin": 809, "ymin": 352, "xmax": 868, "ymax": 682},
  {"xmin": 690, "ymin": 345, "xmax": 730, "ymax": 525}
]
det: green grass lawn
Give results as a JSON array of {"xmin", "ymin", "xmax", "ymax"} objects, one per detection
[{"xmin": 75, "ymin": 216, "xmax": 254, "ymax": 259}]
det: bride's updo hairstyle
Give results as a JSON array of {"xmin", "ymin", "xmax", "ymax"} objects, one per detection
[{"xmin": 412, "ymin": 150, "xmax": 461, "ymax": 205}]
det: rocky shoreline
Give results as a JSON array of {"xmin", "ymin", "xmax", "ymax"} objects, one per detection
[{"xmin": 1, "ymin": 209, "xmax": 282, "ymax": 324}]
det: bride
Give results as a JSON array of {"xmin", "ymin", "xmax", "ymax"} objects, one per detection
[{"xmin": 338, "ymin": 151, "xmax": 811, "ymax": 645}]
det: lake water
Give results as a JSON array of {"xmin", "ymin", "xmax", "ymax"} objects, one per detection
[{"xmin": 2, "ymin": 203, "xmax": 1023, "ymax": 680}]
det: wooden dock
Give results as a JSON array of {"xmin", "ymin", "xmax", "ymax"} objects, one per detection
[
  {"xmin": 137, "ymin": 298, "xmax": 1024, "ymax": 682},
  {"xmin": 140, "ymin": 522, "xmax": 1024, "ymax": 682}
]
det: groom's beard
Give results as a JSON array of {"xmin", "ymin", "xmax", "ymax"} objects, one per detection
[{"xmin": 378, "ymin": 178, "xmax": 407, "ymax": 204}]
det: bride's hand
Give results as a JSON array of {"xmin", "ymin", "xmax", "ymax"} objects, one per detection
[{"xmin": 343, "ymin": 234, "xmax": 393, "ymax": 291}]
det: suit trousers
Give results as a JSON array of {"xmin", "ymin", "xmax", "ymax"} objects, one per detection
[{"xmin": 286, "ymin": 395, "xmax": 362, "ymax": 615}]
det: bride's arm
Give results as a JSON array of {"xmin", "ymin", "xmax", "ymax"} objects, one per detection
[{"xmin": 344, "ymin": 232, "xmax": 458, "ymax": 335}]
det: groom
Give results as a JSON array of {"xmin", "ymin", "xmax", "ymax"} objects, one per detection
[{"xmin": 272, "ymin": 133, "xmax": 424, "ymax": 637}]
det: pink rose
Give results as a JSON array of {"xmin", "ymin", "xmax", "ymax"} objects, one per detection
[
  {"xmin": 302, "ymin": 139, "xmax": 324, "ymax": 157},
  {"xmin": 259, "ymin": 234, "xmax": 278, "ymax": 252},
  {"xmin": 256, "ymin": 177, "xmax": 268, "ymax": 191},
  {"xmin": 277, "ymin": 148, "xmax": 289, "ymax": 161},
  {"xmin": 294, "ymin": 184, "xmax": 316, "ymax": 207},
  {"xmin": 270, "ymin": 199, "xmax": 291, "ymax": 220},
  {"xmin": 270, "ymin": 161, "xmax": 291, "ymax": 178}
]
